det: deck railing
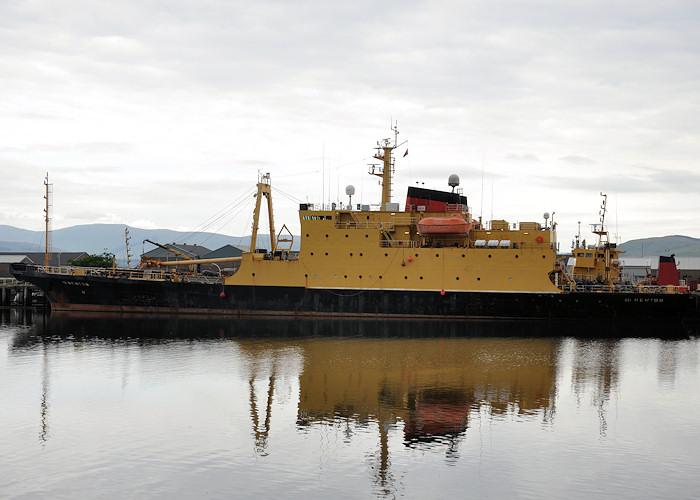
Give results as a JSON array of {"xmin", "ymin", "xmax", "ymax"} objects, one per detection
[{"xmin": 556, "ymin": 282, "xmax": 691, "ymax": 294}]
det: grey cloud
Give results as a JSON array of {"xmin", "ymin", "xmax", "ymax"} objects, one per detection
[
  {"xmin": 538, "ymin": 166, "xmax": 700, "ymax": 195},
  {"xmin": 561, "ymin": 155, "xmax": 594, "ymax": 165},
  {"xmin": 0, "ymin": 142, "xmax": 134, "ymax": 153},
  {"xmin": 507, "ymin": 153, "xmax": 540, "ymax": 162}
]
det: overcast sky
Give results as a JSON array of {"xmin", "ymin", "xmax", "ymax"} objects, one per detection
[{"xmin": 1, "ymin": 0, "xmax": 699, "ymax": 251}]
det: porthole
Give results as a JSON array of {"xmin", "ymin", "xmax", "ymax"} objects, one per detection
[
  {"xmin": 404, "ymin": 276, "xmax": 408, "ymax": 280},
  {"xmin": 310, "ymin": 252, "xmax": 314, "ymax": 256},
  {"xmin": 345, "ymin": 234, "xmax": 348, "ymax": 238},
  {"xmin": 305, "ymin": 274, "xmax": 308, "ymax": 277},
  {"xmin": 488, "ymin": 254, "xmax": 492, "ymax": 258},
  {"xmin": 456, "ymin": 277, "xmax": 460, "ymax": 280},
  {"xmin": 379, "ymin": 276, "xmax": 383, "ymax": 279},
  {"xmin": 350, "ymin": 252, "xmax": 353, "ymax": 256},
  {"xmin": 461, "ymin": 254, "xmax": 465, "ymax": 258},
  {"xmin": 359, "ymin": 275, "xmax": 363, "ymax": 279},
  {"xmin": 542, "ymin": 255, "xmax": 546, "ymax": 259},
  {"xmin": 252, "ymin": 273, "xmax": 256, "ymax": 277},
  {"xmin": 360, "ymin": 253, "xmax": 363, "ymax": 256},
  {"xmin": 420, "ymin": 276, "xmax": 423, "ymax": 280},
  {"xmin": 385, "ymin": 253, "xmax": 388, "ymax": 257},
  {"xmin": 325, "ymin": 234, "xmax": 329, "ymax": 238},
  {"xmin": 477, "ymin": 277, "xmax": 481, "ymax": 281},
  {"xmin": 324, "ymin": 252, "xmax": 328, "ymax": 256},
  {"xmin": 306, "ymin": 233, "xmax": 309, "ymax": 237},
  {"xmin": 515, "ymin": 255, "xmax": 519, "ymax": 259},
  {"xmin": 435, "ymin": 253, "xmax": 440, "ymax": 258},
  {"xmin": 344, "ymin": 275, "xmax": 347, "ymax": 278},
  {"xmin": 365, "ymin": 234, "xmax": 368, "ymax": 238}
]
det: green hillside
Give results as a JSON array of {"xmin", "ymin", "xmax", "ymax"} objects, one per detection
[{"xmin": 618, "ymin": 235, "xmax": 700, "ymax": 257}]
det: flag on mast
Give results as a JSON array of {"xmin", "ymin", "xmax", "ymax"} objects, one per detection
[{"xmin": 403, "ymin": 149, "xmax": 408, "ymax": 157}]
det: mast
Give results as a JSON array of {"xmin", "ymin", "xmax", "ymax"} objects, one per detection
[
  {"xmin": 591, "ymin": 193, "xmax": 612, "ymax": 283},
  {"xmin": 369, "ymin": 123, "xmax": 400, "ymax": 210},
  {"xmin": 251, "ymin": 172, "xmax": 276, "ymax": 253},
  {"xmin": 125, "ymin": 228, "xmax": 132, "ymax": 268},
  {"xmin": 44, "ymin": 173, "xmax": 52, "ymax": 267}
]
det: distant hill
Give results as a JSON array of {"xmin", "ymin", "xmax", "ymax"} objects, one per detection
[
  {"xmin": 618, "ymin": 235, "xmax": 700, "ymax": 258},
  {"xmin": 0, "ymin": 224, "xmax": 297, "ymax": 256}
]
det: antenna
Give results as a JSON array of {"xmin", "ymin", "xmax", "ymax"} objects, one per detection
[
  {"xmin": 44, "ymin": 173, "xmax": 52, "ymax": 267},
  {"xmin": 322, "ymin": 143, "xmax": 325, "ymax": 209},
  {"xmin": 480, "ymin": 154, "xmax": 484, "ymax": 221}
]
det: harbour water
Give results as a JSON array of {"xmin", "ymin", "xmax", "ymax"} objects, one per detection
[{"xmin": 1, "ymin": 309, "xmax": 699, "ymax": 499}]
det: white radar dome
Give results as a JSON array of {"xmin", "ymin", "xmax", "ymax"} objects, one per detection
[
  {"xmin": 448, "ymin": 174, "xmax": 460, "ymax": 188},
  {"xmin": 345, "ymin": 185, "xmax": 356, "ymax": 196}
]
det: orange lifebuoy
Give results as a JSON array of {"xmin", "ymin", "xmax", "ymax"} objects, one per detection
[{"xmin": 536, "ymin": 236, "xmax": 544, "ymax": 243}]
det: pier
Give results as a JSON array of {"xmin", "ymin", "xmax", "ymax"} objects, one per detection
[{"xmin": 0, "ymin": 279, "xmax": 47, "ymax": 308}]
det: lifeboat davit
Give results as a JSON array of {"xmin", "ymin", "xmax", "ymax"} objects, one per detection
[{"xmin": 417, "ymin": 214, "xmax": 471, "ymax": 236}]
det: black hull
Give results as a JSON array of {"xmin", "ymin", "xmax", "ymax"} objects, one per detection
[{"xmin": 12, "ymin": 265, "xmax": 700, "ymax": 326}]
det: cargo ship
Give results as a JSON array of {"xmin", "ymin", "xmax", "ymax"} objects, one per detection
[{"xmin": 11, "ymin": 127, "xmax": 700, "ymax": 322}]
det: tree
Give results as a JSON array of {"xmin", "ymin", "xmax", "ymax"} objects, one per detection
[{"xmin": 68, "ymin": 252, "xmax": 114, "ymax": 268}]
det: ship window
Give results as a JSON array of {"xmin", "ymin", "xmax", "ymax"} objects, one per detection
[
  {"xmin": 365, "ymin": 234, "xmax": 368, "ymax": 238},
  {"xmin": 326, "ymin": 216, "xmax": 332, "ymax": 220},
  {"xmin": 306, "ymin": 234, "xmax": 309, "ymax": 237},
  {"xmin": 420, "ymin": 276, "xmax": 423, "ymax": 280},
  {"xmin": 477, "ymin": 277, "xmax": 481, "ymax": 281},
  {"xmin": 252, "ymin": 273, "xmax": 255, "ymax": 277},
  {"xmin": 344, "ymin": 275, "xmax": 347, "ymax": 278},
  {"xmin": 310, "ymin": 252, "xmax": 314, "ymax": 255},
  {"xmin": 360, "ymin": 253, "xmax": 363, "ymax": 256},
  {"xmin": 359, "ymin": 275, "xmax": 362, "ymax": 279},
  {"xmin": 515, "ymin": 255, "xmax": 519, "ymax": 259},
  {"xmin": 488, "ymin": 254, "xmax": 492, "ymax": 258},
  {"xmin": 325, "ymin": 252, "xmax": 328, "ymax": 256},
  {"xmin": 325, "ymin": 234, "xmax": 328, "ymax": 238},
  {"xmin": 586, "ymin": 253, "xmax": 593, "ymax": 257},
  {"xmin": 462, "ymin": 254, "xmax": 465, "ymax": 258},
  {"xmin": 350, "ymin": 252, "xmax": 353, "ymax": 256},
  {"xmin": 404, "ymin": 276, "xmax": 408, "ymax": 279},
  {"xmin": 385, "ymin": 253, "xmax": 388, "ymax": 257},
  {"xmin": 598, "ymin": 253, "xmax": 604, "ymax": 258},
  {"xmin": 305, "ymin": 274, "xmax": 308, "ymax": 277},
  {"xmin": 345, "ymin": 234, "xmax": 348, "ymax": 238},
  {"xmin": 379, "ymin": 276, "xmax": 383, "ymax": 279},
  {"xmin": 456, "ymin": 277, "xmax": 460, "ymax": 280},
  {"xmin": 435, "ymin": 253, "xmax": 439, "ymax": 258}
]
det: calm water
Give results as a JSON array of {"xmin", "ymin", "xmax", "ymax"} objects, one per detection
[{"xmin": 1, "ymin": 310, "xmax": 699, "ymax": 499}]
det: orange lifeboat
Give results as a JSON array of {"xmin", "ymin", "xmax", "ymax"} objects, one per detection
[{"xmin": 417, "ymin": 214, "xmax": 471, "ymax": 235}]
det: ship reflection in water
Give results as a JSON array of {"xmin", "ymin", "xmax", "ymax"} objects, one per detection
[{"xmin": 2, "ymin": 310, "xmax": 699, "ymax": 499}]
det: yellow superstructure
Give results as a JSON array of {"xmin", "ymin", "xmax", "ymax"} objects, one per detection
[
  {"xmin": 157, "ymin": 129, "xmax": 563, "ymax": 295},
  {"xmin": 226, "ymin": 207, "xmax": 560, "ymax": 293}
]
